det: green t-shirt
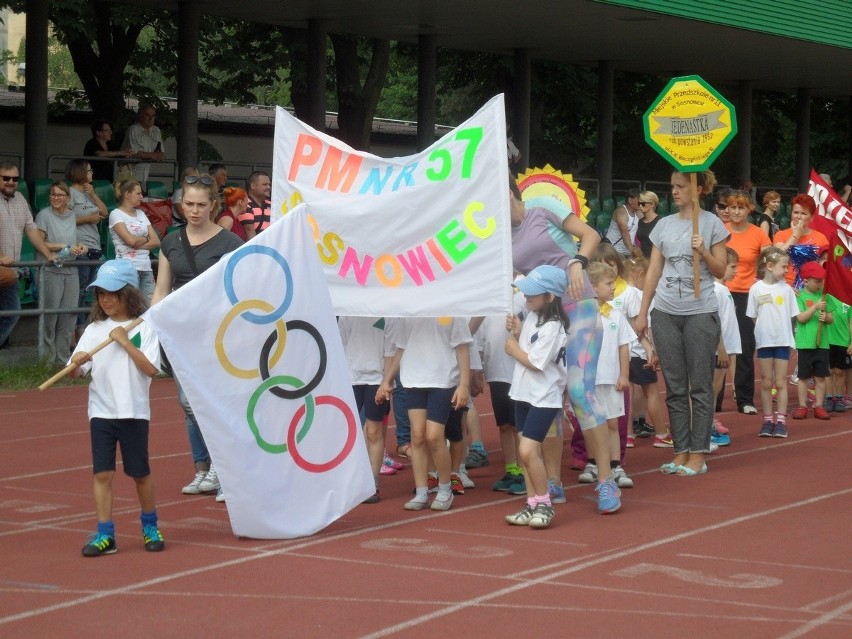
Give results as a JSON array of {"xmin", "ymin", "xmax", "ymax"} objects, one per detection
[
  {"xmin": 795, "ymin": 289, "xmax": 836, "ymax": 349},
  {"xmin": 825, "ymin": 295, "xmax": 851, "ymax": 348}
]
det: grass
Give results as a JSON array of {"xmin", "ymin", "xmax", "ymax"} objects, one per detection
[{"xmin": 0, "ymin": 359, "xmax": 89, "ymax": 392}]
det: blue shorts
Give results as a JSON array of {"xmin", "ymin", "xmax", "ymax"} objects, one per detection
[
  {"xmin": 406, "ymin": 387, "xmax": 456, "ymax": 425},
  {"xmin": 90, "ymin": 417, "xmax": 150, "ymax": 477},
  {"xmin": 514, "ymin": 402, "xmax": 560, "ymax": 443},
  {"xmin": 756, "ymin": 346, "xmax": 791, "ymax": 360},
  {"xmin": 352, "ymin": 384, "xmax": 388, "ymax": 422},
  {"xmin": 488, "ymin": 381, "xmax": 516, "ymax": 427}
]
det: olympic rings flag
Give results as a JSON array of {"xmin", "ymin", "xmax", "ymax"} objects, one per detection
[
  {"xmin": 272, "ymin": 94, "xmax": 513, "ymax": 317},
  {"xmin": 145, "ymin": 208, "xmax": 374, "ymax": 539}
]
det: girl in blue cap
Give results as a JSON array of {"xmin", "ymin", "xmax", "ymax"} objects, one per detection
[
  {"xmin": 68, "ymin": 259, "xmax": 163, "ymax": 556},
  {"xmin": 504, "ymin": 264, "xmax": 570, "ymax": 528}
]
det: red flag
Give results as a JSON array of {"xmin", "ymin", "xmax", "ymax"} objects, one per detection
[
  {"xmin": 824, "ymin": 233, "xmax": 852, "ymax": 305},
  {"xmin": 807, "ymin": 170, "xmax": 852, "ymax": 304}
]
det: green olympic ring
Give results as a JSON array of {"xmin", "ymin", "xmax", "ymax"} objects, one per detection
[{"xmin": 246, "ymin": 375, "xmax": 314, "ymax": 454}]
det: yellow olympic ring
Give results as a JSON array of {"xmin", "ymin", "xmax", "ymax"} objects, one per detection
[{"xmin": 216, "ymin": 299, "xmax": 287, "ymax": 378}]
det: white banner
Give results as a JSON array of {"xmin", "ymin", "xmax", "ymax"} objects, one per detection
[
  {"xmin": 271, "ymin": 95, "xmax": 513, "ymax": 317},
  {"xmin": 145, "ymin": 208, "xmax": 374, "ymax": 539}
]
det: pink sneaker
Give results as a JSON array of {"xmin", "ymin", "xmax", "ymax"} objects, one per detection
[
  {"xmin": 379, "ymin": 464, "xmax": 398, "ymax": 475},
  {"xmin": 383, "ymin": 451, "xmax": 404, "ymax": 470},
  {"xmin": 653, "ymin": 432, "xmax": 674, "ymax": 448},
  {"xmin": 712, "ymin": 419, "xmax": 729, "ymax": 435},
  {"xmin": 626, "ymin": 435, "xmax": 635, "ymax": 448}
]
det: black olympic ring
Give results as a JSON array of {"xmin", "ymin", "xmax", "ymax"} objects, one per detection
[{"xmin": 259, "ymin": 319, "xmax": 327, "ymax": 399}]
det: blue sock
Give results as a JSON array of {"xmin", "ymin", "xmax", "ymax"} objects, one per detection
[
  {"xmin": 140, "ymin": 510, "xmax": 158, "ymax": 528},
  {"xmin": 97, "ymin": 520, "xmax": 115, "ymax": 538},
  {"xmin": 471, "ymin": 441, "xmax": 486, "ymax": 454}
]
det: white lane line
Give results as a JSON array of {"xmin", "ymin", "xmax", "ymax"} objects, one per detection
[
  {"xmin": 424, "ymin": 527, "xmax": 588, "ymax": 547},
  {"xmin": 800, "ymin": 588, "xmax": 852, "ymax": 613},
  {"xmin": 777, "ymin": 599, "xmax": 852, "ymax": 638},
  {"xmin": 678, "ymin": 553, "xmax": 852, "ymax": 574},
  {"xmin": 358, "ymin": 488, "xmax": 852, "ymax": 638}
]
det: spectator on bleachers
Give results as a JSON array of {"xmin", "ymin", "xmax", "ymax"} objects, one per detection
[
  {"xmin": 635, "ymin": 190, "xmax": 660, "ymax": 259},
  {"xmin": 713, "ymin": 188, "xmax": 734, "ymax": 223},
  {"xmin": 208, "ymin": 163, "xmax": 228, "ymax": 200},
  {"xmin": 217, "ymin": 187, "xmax": 248, "ymax": 241},
  {"xmin": 35, "ymin": 181, "xmax": 88, "ymax": 365},
  {"xmin": 109, "ymin": 179, "xmax": 160, "ymax": 300},
  {"xmin": 83, "ymin": 119, "xmax": 132, "ymax": 183},
  {"xmin": 603, "ymin": 188, "xmax": 641, "ymax": 257},
  {"xmin": 757, "ymin": 191, "xmax": 782, "ymax": 242},
  {"xmin": 239, "ymin": 171, "xmax": 271, "ymax": 240},
  {"xmin": 0, "ymin": 159, "xmax": 56, "ymax": 348},
  {"xmin": 66, "ymin": 159, "xmax": 108, "ymax": 342},
  {"xmin": 121, "ymin": 103, "xmax": 165, "ymax": 185}
]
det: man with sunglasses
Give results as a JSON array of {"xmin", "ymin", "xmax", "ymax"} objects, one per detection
[
  {"xmin": 239, "ymin": 171, "xmax": 272, "ymax": 240},
  {"xmin": 0, "ymin": 160, "xmax": 58, "ymax": 348}
]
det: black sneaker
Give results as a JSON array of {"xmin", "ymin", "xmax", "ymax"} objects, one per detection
[
  {"xmin": 81, "ymin": 533, "xmax": 117, "ymax": 557},
  {"xmin": 142, "ymin": 525, "xmax": 165, "ymax": 552},
  {"xmin": 363, "ymin": 491, "xmax": 380, "ymax": 504},
  {"xmin": 632, "ymin": 418, "xmax": 655, "ymax": 438}
]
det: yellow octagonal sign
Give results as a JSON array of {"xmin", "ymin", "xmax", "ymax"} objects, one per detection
[{"xmin": 643, "ymin": 75, "xmax": 737, "ymax": 171}]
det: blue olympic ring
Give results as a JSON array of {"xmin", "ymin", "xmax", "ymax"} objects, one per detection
[{"xmin": 223, "ymin": 245, "xmax": 294, "ymax": 324}]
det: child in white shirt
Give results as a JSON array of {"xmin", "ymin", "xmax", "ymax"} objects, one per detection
[{"xmin": 712, "ymin": 248, "xmax": 742, "ymax": 444}]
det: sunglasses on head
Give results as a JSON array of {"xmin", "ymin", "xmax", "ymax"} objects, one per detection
[
  {"xmin": 1, "ymin": 175, "xmax": 20, "ymax": 182},
  {"xmin": 639, "ymin": 201, "xmax": 653, "ymax": 206},
  {"xmin": 184, "ymin": 175, "xmax": 214, "ymax": 186}
]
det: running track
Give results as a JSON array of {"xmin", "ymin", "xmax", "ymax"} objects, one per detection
[{"xmin": 1, "ymin": 380, "xmax": 850, "ymax": 638}]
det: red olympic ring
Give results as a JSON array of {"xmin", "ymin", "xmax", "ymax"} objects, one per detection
[{"xmin": 286, "ymin": 395, "xmax": 357, "ymax": 473}]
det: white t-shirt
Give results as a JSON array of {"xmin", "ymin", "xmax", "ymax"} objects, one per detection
[
  {"xmin": 479, "ymin": 290, "xmax": 526, "ymax": 383},
  {"xmin": 746, "ymin": 279, "xmax": 798, "ymax": 349},
  {"xmin": 70, "ymin": 318, "xmax": 161, "ymax": 420},
  {"xmin": 394, "ymin": 317, "xmax": 472, "ymax": 388},
  {"xmin": 629, "ymin": 292, "xmax": 653, "ymax": 359},
  {"xmin": 109, "ymin": 208, "xmax": 153, "ymax": 272},
  {"xmin": 596, "ymin": 307, "xmax": 636, "ymax": 386},
  {"xmin": 509, "ymin": 312, "xmax": 568, "ymax": 408},
  {"xmin": 715, "ymin": 281, "xmax": 742, "ymax": 355},
  {"xmin": 338, "ymin": 316, "xmax": 398, "ymax": 385}
]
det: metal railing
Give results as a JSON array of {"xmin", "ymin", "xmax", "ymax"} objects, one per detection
[
  {"xmin": 1, "ymin": 258, "xmax": 156, "ymax": 362},
  {"xmin": 46, "ymin": 154, "xmax": 180, "ymax": 184}
]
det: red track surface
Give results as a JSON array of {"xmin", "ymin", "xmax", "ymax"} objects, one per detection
[{"xmin": 1, "ymin": 380, "xmax": 850, "ymax": 638}]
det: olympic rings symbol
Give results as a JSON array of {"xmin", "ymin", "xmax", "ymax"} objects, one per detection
[{"xmin": 217, "ymin": 244, "xmax": 356, "ymax": 473}]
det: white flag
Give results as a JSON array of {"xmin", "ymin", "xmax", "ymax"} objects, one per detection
[
  {"xmin": 145, "ymin": 207, "xmax": 374, "ymax": 538},
  {"xmin": 271, "ymin": 94, "xmax": 513, "ymax": 317}
]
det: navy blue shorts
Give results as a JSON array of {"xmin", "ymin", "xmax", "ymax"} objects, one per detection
[
  {"xmin": 352, "ymin": 384, "xmax": 388, "ymax": 422},
  {"xmin": 406, "ymin": 387, "xmax": 456, "ymax": 425},
  {"xmin": 514, "ymin": 402, "xmax": 560, "ymax": 443},
  {"xmin": 488, "ymin": 381, "xmax": 516, "ymax": 427},
  {"xmin": 629, "ymin": 356, "xmax": 658, "ymax": 385},
  {"xmin": 90, "ymin": 417, "xmax": 150, "ymax": 477},
  {"xmin": 756, "ymin": 346, "xmax": 791, "ymax": 360},
  {"xmin": 444, "ymin": 406, "xmax": 467, "ymax": 442},
  {"xmin": 829, "ymin": 345, "xmax": 851, "ymax": 370}
]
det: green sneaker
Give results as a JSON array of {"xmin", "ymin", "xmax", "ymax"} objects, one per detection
[
  {"xmin": 81, "ymin": 533, "xmax": 117, "ymax": 557},
  {"xmin": 142, "ymin": 524, "xmax": 165, "ymax": 552}
]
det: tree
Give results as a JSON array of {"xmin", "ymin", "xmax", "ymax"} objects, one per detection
[{"xmin": 329, "ymin": 34, "xmax": 390, "ymax": 150}]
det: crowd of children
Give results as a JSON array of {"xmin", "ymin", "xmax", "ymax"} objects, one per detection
[{"xmin": 64, "ymin": 175, "xmax": 850, "ymax": 552}]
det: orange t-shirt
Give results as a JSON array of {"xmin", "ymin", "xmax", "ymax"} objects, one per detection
[
  {"xmin": 773, "ymin": 227, "xmax": 829, "ymax": 286},
  {"xmin": 725, "ymin": 223, "xmax": 771, "ymax": 293}
]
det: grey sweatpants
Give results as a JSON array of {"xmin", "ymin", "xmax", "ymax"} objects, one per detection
[{"xmin": 650, "ymin": 308, "xmax": 720, "ymax": 454}]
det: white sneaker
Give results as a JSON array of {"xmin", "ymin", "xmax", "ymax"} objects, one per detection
[
  {"xmin": 457, "ymin": 469, "xmax": 475, "ymax": 489},
  {"xmin": 578, "ymin": 463, "xmax": 598, "ymax": 484},
  {"xmin": 430, "ymin": 490, "xmax": 454, "ymax": 511},
  {"xmin": 613, "ymin": 465, "xmax": 634, "ymax": 488},
  {"xmin": 182, "ymin": 470, "xmax": 207, "ymax": 495},
  {"xmin": 198, "ymin": 464, "xmax": 219, "ymax": 493},
  {"xmin": 215, "ymin": 486, "xmax": 225, "ymax": 502},
  {"xmin": 708, "ymin": 442, "xmax": 719, "ymax": 453}
]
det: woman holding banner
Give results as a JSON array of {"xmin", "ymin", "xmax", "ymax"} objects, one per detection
[
  {"xmin": 152, "ymin": 175, "xmax": 243, "ymax": 501},
  {"xmin": 509, "ymin": 178, "xmax": 622, "ymax": 514},
  {"xmin": 635, "ymin": 170, "xmax": 729, "ymax": 477}
]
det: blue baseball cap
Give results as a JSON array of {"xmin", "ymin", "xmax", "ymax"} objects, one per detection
[
  {"xmin": 87, "ymin": 259, "xmax": 138, "ymax": 292},
  {"xmin": 514, "ymin": 265, "xmax": 568, "ymax": 297}
]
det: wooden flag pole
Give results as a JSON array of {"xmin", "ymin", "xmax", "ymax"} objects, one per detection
[
  {"xmin": 38, "ymin": 317, "xmax": 144, "ymax": 391},
  {"xmin": 691, "ymin": 173, "xmax": 701, "ymax": 298}
]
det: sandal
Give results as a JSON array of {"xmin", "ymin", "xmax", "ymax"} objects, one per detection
[
  {"xmin": 677, "ymin": 463, "xmax": 708, "ymax": 476},
  {"xmin": 396, "ymin": 443, "xmax": 412, "ymax": 459},
  {"xmin": 660, "ymin": 462, "xmax": 680, "ymax": 475}
]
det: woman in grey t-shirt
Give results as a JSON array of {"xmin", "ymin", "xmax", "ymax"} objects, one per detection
[{"xmin": 636, "ymin": 170, "xmax": 729, "ymax": 477}]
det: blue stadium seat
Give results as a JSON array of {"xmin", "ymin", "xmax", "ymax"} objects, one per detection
[{"xmin": 33, "ymin": 178, "xmax": 53, "ymax": 212}]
